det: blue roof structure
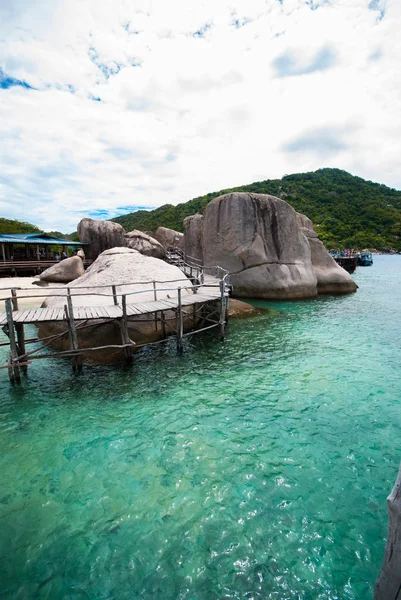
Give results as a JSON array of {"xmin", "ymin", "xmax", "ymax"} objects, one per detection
[{"xmin": 0, "ymin": 233, "xmax": 86, "ymax": 246}]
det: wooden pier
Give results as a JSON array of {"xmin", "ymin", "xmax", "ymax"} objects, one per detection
[{"xmin": 0, "ymin": 261, "xmax": 230, "ymax": 382}]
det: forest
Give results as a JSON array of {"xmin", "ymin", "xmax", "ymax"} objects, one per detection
[
  {"xmin": 2, "ymin": 169, "xmax": 401, "ymax": 251},
  {"xmin": 113, "ymin": 168, "xmax": 401, "ymax": 251}
]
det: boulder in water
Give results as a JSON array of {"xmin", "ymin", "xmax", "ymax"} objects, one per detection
[
  {"xmin": 202, "ymin": 192, "xmax": 317, "ymax": 299},
  {"xmin": 296, "ymin": 213, "xmax": 357, "ymax": 294}
]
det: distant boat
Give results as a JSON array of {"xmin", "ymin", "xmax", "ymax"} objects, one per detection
[
  {"xmin": 330, "ymin": 252, "xmax": 358, "ymax": 273},
  {"xmin": 357, "ymin": 252, "xmax": 373, "ymax": 266}
]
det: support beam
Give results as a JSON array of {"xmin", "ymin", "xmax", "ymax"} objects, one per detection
[
  {"xmin": 176, "ymin": 288, "xmax": 184, "ymax": 353},
  {"xmin": 5, "ymin": 299, "xmax": 20, "ymax": 383},
  {"xmin": 11, "ymin": 289, "xmax": 27, "ymax": 375},
  {"xmin": 219, "ymin": 280, "xmax": 226, "ymax": 339}
]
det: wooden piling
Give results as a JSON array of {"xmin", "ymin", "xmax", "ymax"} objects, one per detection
[
  {"xmin": 177, "ymin": 288, "xmax": 184, "ymax": 353},
  {"xmin": 121, "ymin": 294, "xmax": 133, "ymax": 361},
  {"xmin": 11, "ymin": 288, "xmax": 27, "ymax": 375},
  {"xmin": 5, "ymin": 299, "xmax": 20, "ymax": 383},
  {"xmin": 219, "ymin": 280, "xmax": 226, "ymax": 339},
  {"xmin": 65, "ymin": 293, "xmax": 82, "ymax": 372}
]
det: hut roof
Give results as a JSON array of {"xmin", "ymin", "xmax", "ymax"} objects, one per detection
[{"xmin": 0, "ymin": 233, "xmax": 86, "ymax": 246}]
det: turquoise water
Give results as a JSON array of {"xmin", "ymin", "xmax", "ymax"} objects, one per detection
[{"xmin": 1, "ymin": 255, "xmax": 400, "ymax": 599}]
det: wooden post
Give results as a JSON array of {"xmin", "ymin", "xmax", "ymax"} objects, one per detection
[
  {"xmin": 65, "ymin": 293, "xmax": 81, "ymax": 372},
  {"xmin": 219, "ymin": 280, "xmax": 226, "ymax": 339},
  {"xmin": 11, "ymin": 289, "xmax": 27, "ymax": 375},
  {"xmin": 112, "ymin": 285, "xmax": 118, "ymax": 306},
  {"xmin": 5, "ymin": 298, "xmax": 20, "ymax": 383},
  {"xmin": 177, "ymin": 288, "xmax": 184, "ymax": 353},
  {"xmin": 152, "ymin": 282, "xmax": 158, "ymax": 330},
  {"xmin": 161, "ymin": 311, "xmax": 166, "ymax": 338},
  {"xmin": 1, "ymin": 243, "xmax": 5, "ymax": 262},
  {"xmin": 121, "ymin": 294, "xmax": 133, "ymax": 361}
]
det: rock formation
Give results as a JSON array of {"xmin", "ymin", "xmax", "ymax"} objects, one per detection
[
  {"xmin": 184, "ymin": 214, "xmax": 204, "ymax": 262},
  {"xmin": 374, "ymin": 464, "xmax": 401, "ymax": 600},
  {"xmin": 201, "ymin": 193, "xmax": 317, "ymax": 299},
  {"xmin": 154, "ymin": 226, "xmax": 184, "ymax": 250},
  {"xmin": 39, "ymin": 256, "xmax": 85, "ymax": 283},
  {"xmin": 124, "ymin": 230, "xmax": 166, "ymax": 259},
  {"xmin": 184, "ymin": 193, "xmax": 356, "ymax": 299},
  {"xmin": 296, "ymin": 213, "xmax": 357, "ymax": 294},
  {"xmin": 77, "ymin": 218, "xmax": 125, "ymax": 260},
  {"xmin": 37, "ymin": 248, "xmax": 196, "ymax": 363}
]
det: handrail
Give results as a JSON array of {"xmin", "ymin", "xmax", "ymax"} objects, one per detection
[{"xmin": 0, "ymin": 279, "xmax": 226, "ymax": 304}]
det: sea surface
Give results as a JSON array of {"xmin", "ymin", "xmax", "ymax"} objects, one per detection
[{"xmin": 1, "ymin": 255, "xmax": 400, "ymax": 600}]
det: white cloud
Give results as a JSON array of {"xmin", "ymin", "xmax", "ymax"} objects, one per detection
[{"xmin": 0, "ymin": 0, "xmax": 400, "ymax": 231}]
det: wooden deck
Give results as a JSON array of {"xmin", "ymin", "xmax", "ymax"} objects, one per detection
[
  {"xmin": 0, "ymin": 289, "xmax": 222, "ymax": 325},
  {"xmin": 0, "ymin": 265, "xmax": 230, "ymax": 382}
]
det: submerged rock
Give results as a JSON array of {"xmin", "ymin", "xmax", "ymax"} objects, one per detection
[{"xmin": 39, "ymin": 256, "xmax": 85, "ymax": 283}]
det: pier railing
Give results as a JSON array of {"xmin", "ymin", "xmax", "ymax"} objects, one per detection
[{"xmin": 0, "ymin": 270, "xmax": 231, "ymax": 382}]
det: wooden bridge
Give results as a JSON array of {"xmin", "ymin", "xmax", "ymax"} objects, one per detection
[{"xmin": 0, "ymin": 257, "xmax": 230, "ymax": 382}]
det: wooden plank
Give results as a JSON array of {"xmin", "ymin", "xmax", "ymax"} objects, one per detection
[{"xmin": 126, "ymin": 304, "xmax": 142, "ymax": 316}]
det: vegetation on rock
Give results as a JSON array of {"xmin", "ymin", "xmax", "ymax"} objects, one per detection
[{"xmin": 113, "ymin": 168, "xmax": 401, "ymax": 251}]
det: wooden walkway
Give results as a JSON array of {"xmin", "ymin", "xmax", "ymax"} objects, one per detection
[
  {"xmin": 0, "ymin": 265, "xmax": 230, "ymax": 382},
  {"xmin": 0, "ymin": 289, "xmax": 222, "ymax": 326}
]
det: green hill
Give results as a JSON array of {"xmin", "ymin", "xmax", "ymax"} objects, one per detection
[
  {"xmin": 113, "ymin": 168, "xmax": 401, "ymax": 251},
  {"xmin": 0, "ymin": 218, "xmax": 42, "ymax": 235}
]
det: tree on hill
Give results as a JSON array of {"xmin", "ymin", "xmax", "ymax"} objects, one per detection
[
  {"xmin": 0, "ymin": 218, "xmax": 42, "ymax": 235},
  {"xmin": 112, "ymin": 168, "xmax": 401, "ymax": 251}
]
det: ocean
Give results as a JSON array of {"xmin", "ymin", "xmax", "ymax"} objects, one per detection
[{"xmin": 1, "ymin": 255, "xmax": 400, "ymax": 599}]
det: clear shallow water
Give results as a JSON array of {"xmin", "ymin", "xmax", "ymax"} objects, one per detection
[{"xmin": 0, "ymin": 255, "xmax": 400, "ymax": 599}]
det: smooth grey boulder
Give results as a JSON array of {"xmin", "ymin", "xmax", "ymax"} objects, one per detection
[
  {"xmin": 184, "ymin": 214, "xmax": 204, "ymax": 263},
  {"xmin": 296, "ymin": 213, "xmax": 357, "ymax": 294},
  {"xmin": 77, "ymin": 218, "xmax": 125, "ymax": 260},
  {"xmin": 38, "ymin": 248, "xmax": 196, "ymax": 363},
  {"xmin": 39, "ymin": 256, "xmax": 84, "ymax": 283},
  {"xmin": 202, "ymin": 193, "xmax": 317, "ymax": 299},
  {"xmin": 124, "ymin": 230, "xmax": 165, "ymax": 259},
  {"xmin": 154, "ymin": 227, "xmax": 184, "ymax": 250}
]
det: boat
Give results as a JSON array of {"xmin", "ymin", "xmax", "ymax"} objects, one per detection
[
  {"xmin": 330, "ymin": 252, "xmax": 358, "ymax": 273},
  {"xmin": 357, "ymin": 252, "xmax": 373, "ymax": 266}
]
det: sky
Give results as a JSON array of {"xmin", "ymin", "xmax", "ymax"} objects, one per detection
[{"xmin": 0, "ymin": 0, "xmax": 400, "ymax": 232}]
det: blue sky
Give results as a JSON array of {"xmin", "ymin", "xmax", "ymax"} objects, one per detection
[{"xmin": 0, "ymin": 0, "xmax": 399, "ymax": 231}]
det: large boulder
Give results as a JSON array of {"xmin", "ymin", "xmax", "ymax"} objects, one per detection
[
  {"xmin": 154, "ymin": 227, "xmax": 184, "ymax": 250},
  {"xmin": 124, "ymin": 230, "xmax": 166, "ymax": 259},
  {"xmin": 77, "ymin": 218, "xmax": 125, "ymax": 260},
  {"xmin": 202, "ymin": 193, "xmax": 317, "ymax": 299},
  {"xmin": 184, "ymin": 214, "xmax": 204, "ymax": 263},
  {"xmin": 39, "ymin": 256, "xmax": 84, "ymax": 283},
  {"xmin": 37, "ymin": 248, "xmax": 197, "ymax": 363},
  {"xmin": 296, "ymin": 213, "xmax": 357, "ymax": 294}
]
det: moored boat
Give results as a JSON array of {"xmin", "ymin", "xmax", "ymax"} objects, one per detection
[{"xmin": 357, "ymin": 252, "xmax": 373, "ymax": 266}]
